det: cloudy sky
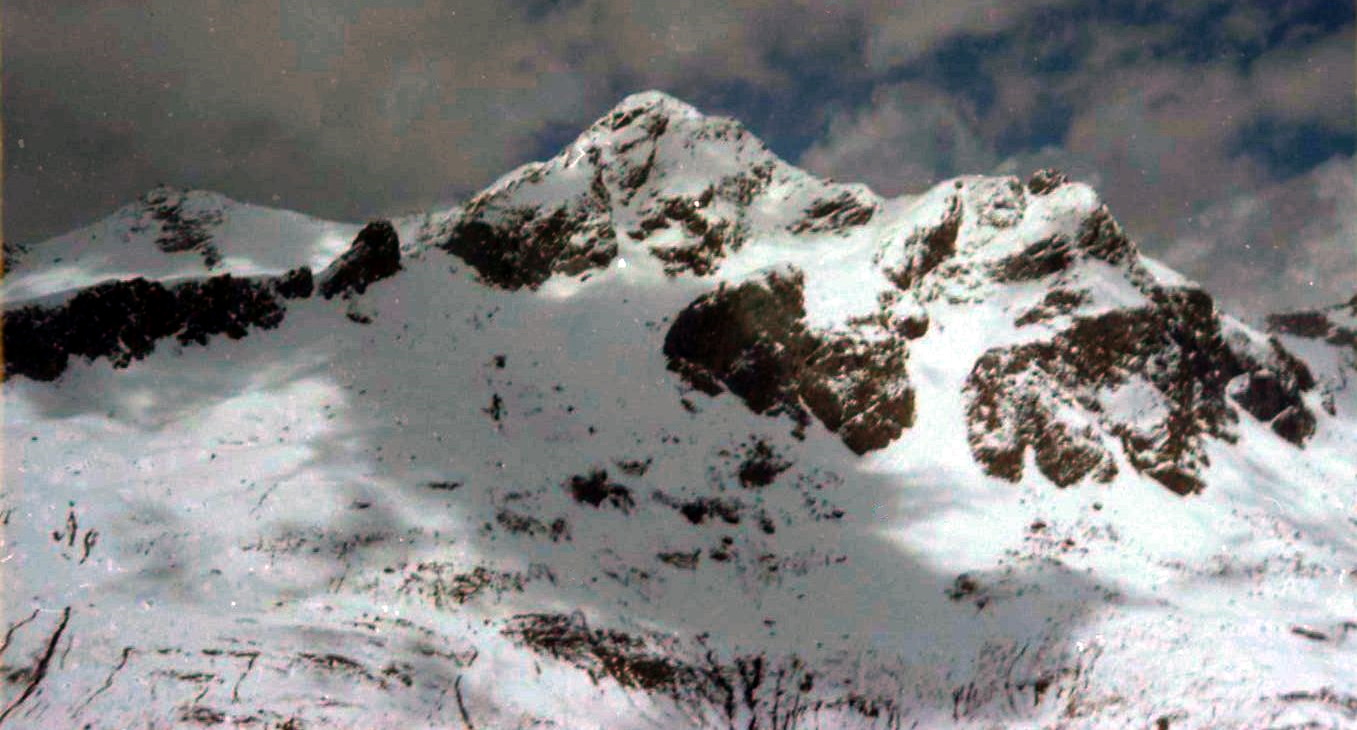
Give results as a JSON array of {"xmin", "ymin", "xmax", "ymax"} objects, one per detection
[{"xmin": 5, "ymin": 0, "xmax": 1353, "ymax": 316}]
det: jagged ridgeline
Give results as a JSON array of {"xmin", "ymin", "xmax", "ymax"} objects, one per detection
[
  {"xmin": 3, "ymin": 219, "xmax": 399, "ymax": 381},
  {"xmin": 2, "ymin": 91, "xmax": 1332, "ymax": 497},
  {"xmin": 2, "ymin": 90, "xmax": 1355, "ymax": 729}
]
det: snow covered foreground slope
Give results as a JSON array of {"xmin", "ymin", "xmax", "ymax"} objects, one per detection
[{"xmin": 3, "ymin": 91, "xmax": 1356, "ymax": 729}]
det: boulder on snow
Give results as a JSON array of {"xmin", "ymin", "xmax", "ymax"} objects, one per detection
[{"xmin": 318, "ymin": 220, "xmax": 402, "ymax": 299}]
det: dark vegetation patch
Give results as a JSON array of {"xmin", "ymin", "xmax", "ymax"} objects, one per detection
[
  {"xmin": 504, "ymin": 612, "xmax": 885, "ymax": 726},
  {"xmin": 612, "ymin": 457, "xmax": 652, "ymax": 477},
  {"xmin": 789, "ymin": 191, "xmax": 877, "ymax": 234},
  {"xmin": 734, "ymin": 438, "xmax": 793, "ymax": 488},
  {"xmin": 663, "ymin": 269, "xmax": 915, "ymax": 454},
  {"xmin": 1276, "ymin": 687, "xmax": 1357, "ymax": 719},
  {"xmin": 567, "ymin": 469, "xmax": 635, "ymax": 512},
  {"xmin": 3, "ymin": 269, "xmax": 310, "ymax": 382},
  {"xmin": 494, "ymin": 510, "xmax": 570, "ymax": 542},
  {"xmin": 657, "ymin": 550, "xmax": 701, "ymax": 569},
  {"xmin": 399, "ymin": 563, "xmax": 553, "ymax": 609},
  {"xmin": 317, "ymin": 220, "xmax": 402, "ymax": 299},
  {"xmin": 666, "ymin": 495, "xmax": 742, "ymax": 526},
  {"xmin": 503, "ymin": 613, "xmax": 707, "ymax": 699},
  {"xmin": 966, "ymin": 287, "xmax": 1315, "ymax": 493}
]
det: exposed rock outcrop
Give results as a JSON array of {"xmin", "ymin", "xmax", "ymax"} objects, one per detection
[
  {"xmin": 879, "ymin": 196, "xmax": 962, "ymax": 290},
  {"xmin": 1026, "ymin": 168, "xmax": 1069, "ymax": 196},
  {"xmin": 1267, "ymin": 296, "xmax": 1357, "ymax": 353},
  {"xmin": 966, "ymin": 287, "xmax": 1316, "ymax": 493},
  {"xmin": 789, "ymin": 191, "xmax": 877, "ymax": 235},
  {"xmin": 664, "ymin": 269, "xmax": 915, "ymax": 454},
  {"xmin": 441, "ymin": 178, "xmax": 616, "ymax": 290},
  {"xmin": 3, "ymin": 269, "xmax": 311, "ymax": 382},
  {"xmin": 130, "ymin": 186, "xmax": 226, "ymax": 268},
  {"xmin": 318, "ymin": 220, "xmax": 402, "ymax": 299}
]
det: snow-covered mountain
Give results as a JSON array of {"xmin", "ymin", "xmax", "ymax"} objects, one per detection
[{"xmin": 3, "ymin": 91, "xmax": 1355, "ymax": 729}]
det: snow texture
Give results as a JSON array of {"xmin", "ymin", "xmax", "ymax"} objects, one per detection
[{"xmin": 3, "ymin": 91, "xmax": 1355, "ymax": 729}]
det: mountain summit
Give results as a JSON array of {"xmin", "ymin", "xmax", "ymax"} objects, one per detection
[{"xmin": 3, "ymin": 92, "xmax": 1355, "ymax": 729}]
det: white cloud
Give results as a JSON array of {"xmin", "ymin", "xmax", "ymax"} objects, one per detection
[
  {"xmin": 1160, "ymin": 154, "xmax": 1357, "ymax": 316},
  {"xmin": 798, "ymin": 83, "xmax": 996, "ymax": 196}
]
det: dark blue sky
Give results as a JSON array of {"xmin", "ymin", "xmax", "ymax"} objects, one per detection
[{"xmin": 5, "ymin": 0, "xmax": 1353, "ymax": 313}]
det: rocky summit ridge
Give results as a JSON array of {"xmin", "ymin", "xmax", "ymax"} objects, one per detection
[{"xmin": 7, "ymin": 91, "xmax": 1329, "ymax": 495}]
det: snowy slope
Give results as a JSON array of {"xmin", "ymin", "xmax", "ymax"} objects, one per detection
[
  {"xmin": 3, "ymin": 92, "xmax": 1356, "ymax": 729},
  {"xmin": 0, "ymin": 187, "xmax": 364, "ymax": 305}
]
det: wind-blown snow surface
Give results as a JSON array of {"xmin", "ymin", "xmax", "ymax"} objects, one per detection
[{"xmin": 3, "ymin": 92, "xmax": 1357, "ymax": 729}]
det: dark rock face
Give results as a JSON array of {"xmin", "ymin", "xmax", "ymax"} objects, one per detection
[
  {"xmin": 1229, "ymin": 369, "xmax": 1292, "ymax": 423},
  {"xmin": 664, "ymin": 269, "xmax": 915, "ymax": 455},
  {"xmin": 789, "ymin": 191, "xmax": 877, "ymax": 235},
  {"xmin": 879, "ymin": 196, "xmax": 962, "ymax": 290},
  {"xmin": 274, "ymin": 266, "xmax": 314, "ymax": 299},
  {"xmin": 1015, "ymin": 289, "xmax": 1090, "ymax": 327},
  {"xmin": 1026, "ymin": 169, "xmax": 1069, "ymax": 196},
  {"xmin": 175, "ymin": 274, "xmax": 290, "ymax": 346},
  {"xmin": 1271, "ymin": 405, "xmax": 1317, "ymax": 443},
  {"xmin": 441, "ymin": 167, "xmax": 616, "ymax": 290},
  {"xmin": 1266, "ymin": 302, "xmax": 1357, "ymax": 353},
  {"xmin": 609, "ymin": 113, "xmax": 671, "ymax": 203},
  {"xmin": 1266, "ymin": 310, "xmax": 1333, "ymax": 338},
  {"xmin": 2, "ymin": 241, "xmax": 28, "ymax": 276},
  {"xmin": 5, "ymin": 279, "xmax": 179, "ymax": 381},
  {"xmin": 3, "ymin": 269, "xmax": 311, "ymax": 382},
  {"xmin": 636, "ymin": 189, "xmax": 742, "ymax": 277},
  {"xmin": 992, "ymin": 235, "xmax": 1076, "ymax": 283},
  {"xmin": 504, "ymin": 611, "xmax": 879, "ymax": 725},
  {"xmin": 318, "ymin": 220, "xmax": 402, "ymax": 299},
  {"xmin": 630, "ymin": 164, "xmax": 772, "ymax": 277},
  {"xmin": 990, "ymin": 207, "xmax": 1133, "ymax": 286},
  {"xmin": 131, "ymin": 187, "xmax": 226, "ymax": 268},
  {"xmin": 965, "ymin": 287, "xmax": 1316, "ymax": 493},
  {"xmin": 1074, "ymin": 206, "xmax": 1135, "ymax": 264}
]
